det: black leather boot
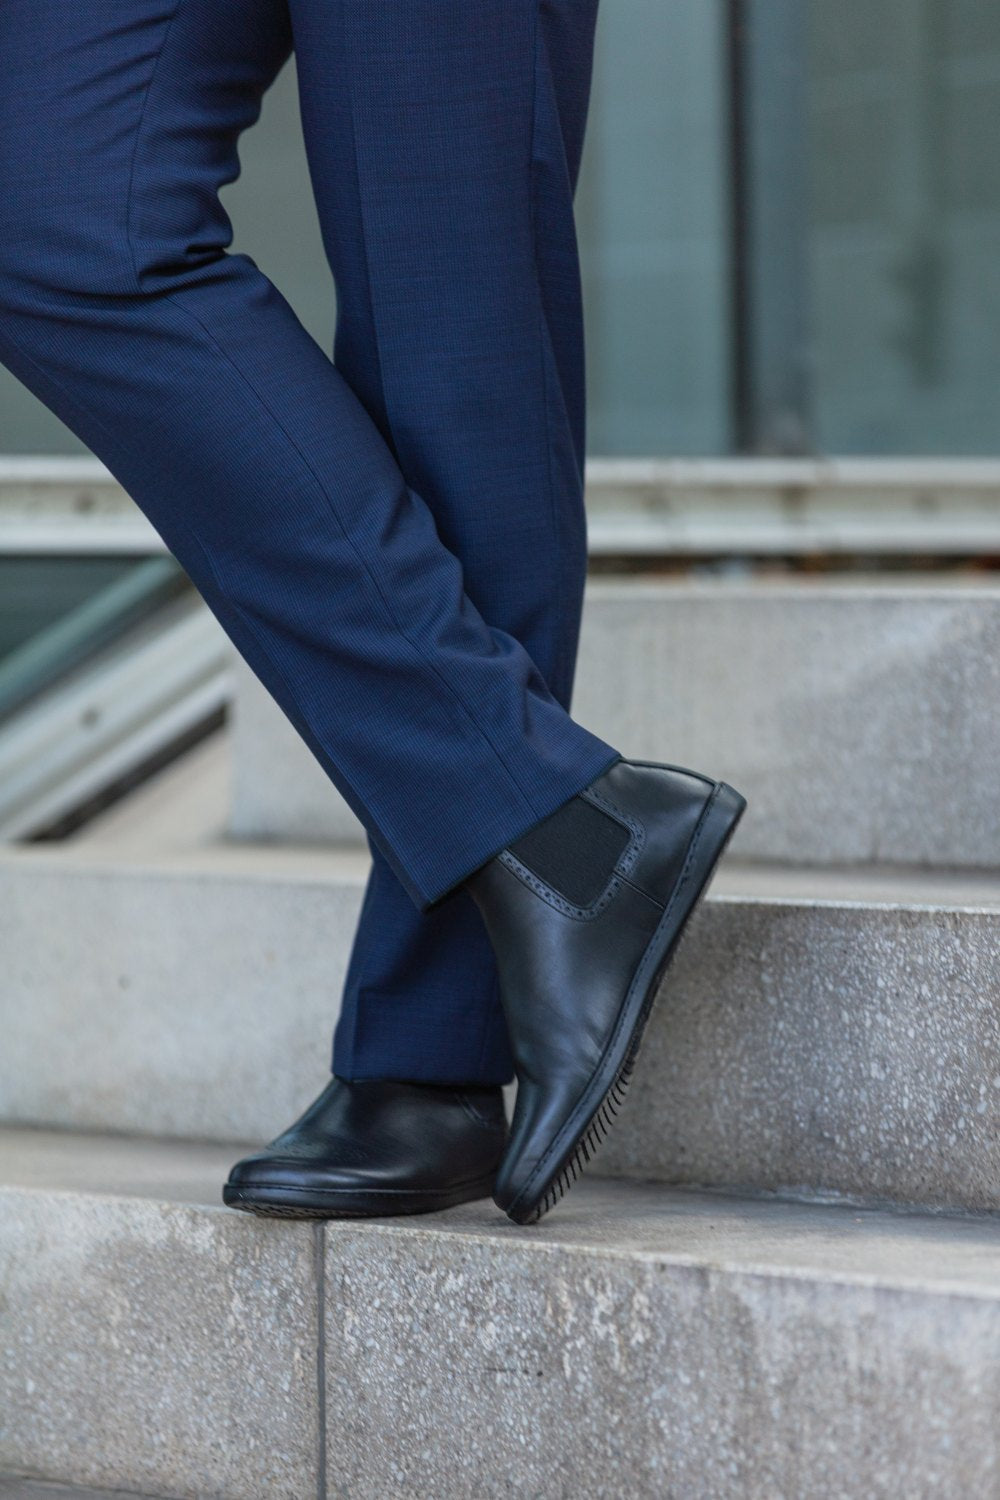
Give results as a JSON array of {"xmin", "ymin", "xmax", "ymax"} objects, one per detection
[
  {"xmin": 222, "ymin": 1076, "xmax": 507, "ymax": 1218},
  {"xmin": 464, "ymin": 757, "xmax": 746, "ymax": 1224}
]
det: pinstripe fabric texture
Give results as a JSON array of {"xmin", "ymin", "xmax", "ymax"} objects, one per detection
[{"xmin": 0, "ymin": 0, "xmax": 616, "ymax": 1082}]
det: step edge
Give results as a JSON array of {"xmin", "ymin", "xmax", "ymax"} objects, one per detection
[
  {"xmin": 2, "ymin": 842, "xmax": 998, "ymax": 913},
  {"xmin": 2, "ymin": 1179, "xmax": 998, "ymax": 1303}
]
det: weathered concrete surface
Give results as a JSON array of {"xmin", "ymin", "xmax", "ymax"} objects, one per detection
[
  {"xmin": 0, "ymin": 1154, "xmax": 319, "ymax": 1499},
  {"xmin": 228, "ymin": 580, "xmax": 1000, "ymax": 866},
  {"xmin": 322, "ymin": 1182, "xmax": 1000, "ymax": 1500},
  {"xmin": 598, "ymin": 889, "xmax": 1000, "ymax": 1212},
  {"xmin": 3, "ymin": 839, "xmax": 999, "ymax": 1215},
  {"xmin": 325, "ymin": 1241, "xmax": 1000, "ymax": 1498},
  {"xmin": 2, "ymin": 1129, "xmax": 999, "ymax": 1500},
  {"xmin": 0, "ymin": 840, "xmax": 367, "ymax": 1142},
  {"xmin": 0, "ymin": 1126, "xmax": 249, "ymax": 1203},
  {"xmin": 0, "ymin": 1480, "xmax": 159, "ymax": 1499},
  {"xmin": 229, "ymin": 647, "xmax": 361, "ymax": 845}
]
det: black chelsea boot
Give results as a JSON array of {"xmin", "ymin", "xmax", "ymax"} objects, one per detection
[
  {"xmin": 464, "ymin": 756, "xmax": 746, "ymax": 1225},
  {"xmin": 223, "ymin": 1076, "xmax": 507, "ymax": 1218}
]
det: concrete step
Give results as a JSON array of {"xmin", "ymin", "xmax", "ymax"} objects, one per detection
[
  {"xmin": 0, "ymin": 1482, "xmax": 157, "ymax": 1500},
  {"xmin": 228, "ymin": 577, "xmax": 1000, "ymax": 866},
  {"xmin": 2, "ymin": 835, "xmax": 999, "ymax": 1213},
  {"xmin": 1, "ymin": 1127, "xmax": 998, "ymax": 1500}
]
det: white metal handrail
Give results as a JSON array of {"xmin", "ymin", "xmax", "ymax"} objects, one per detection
[
  {"xmin": 0, "ymin": 594, "xmax": 232, "ymax": 839},
  {"xmin": 3, "ymin": 454, "xmax": 1000, "ymax": 555}
]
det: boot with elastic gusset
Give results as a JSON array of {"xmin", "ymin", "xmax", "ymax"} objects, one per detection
[{"xmin": 464, "ymin": 756, "xmax": 747, "ymax": 1225}]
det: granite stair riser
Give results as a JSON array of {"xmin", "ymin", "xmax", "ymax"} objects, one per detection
[
  {"xmin": 0, "ymin": 855, "xmax": 359, "ymax": 1144},
  {"xmin": 322, "ymin": 1222, "xmax": 1000, "ymax": 1500},
  {"xmin": 2, "ymin": 854, "xmax": 998, "ymax": 1212},
  {"xmin": 229, "ymin": 584, "xmax": 1000, "ymax": 866},
  {"xmin": 0, "ymin": 1190, "xmax": 320, "ymax": 1500},
  {"xmin": 1, "ymin": 1158, "xmax": 999, "ymax": 1500},
  {"xmin": 600, "ymin": 897, "xmax": 1000, "ymax": 1212}
]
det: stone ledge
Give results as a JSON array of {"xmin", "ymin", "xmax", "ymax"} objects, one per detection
[
  {"xmin": 0, "ymin": 1156, "xmax": 321, "ymax": 1498},
  {"xmin": 0, "ymin": 1479, "xmax": 167, "ymax": 1500},
  {"xmin": 228, "ymin": 581, "xmax": 1000, "ymax": 866},
  {"xmin": 1, "ymin": 1130, "xmax": 999, "ymax": 1500},
  {"xmin": 2, "ymin": 847, "xmax": 999, "ymax": 1211}
]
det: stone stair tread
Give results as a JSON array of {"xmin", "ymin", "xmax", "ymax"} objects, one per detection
[
  {"xmin": 3, "ymin": 849, "xmax": 998, "ymax": 1209},
  {"xmin": 713, "ymin": 857, "xmax": 1000, "ymax": 909},
  {"xmin": 2, "ymin": 1126, "xmax": 999, "ymax": 1297},
  {"xmin": 4, "ymin": 833, "xmax": 999, "ymax": 910},
  {"xmin": 228, "ymin": 582, "xmax": 1000, "ymax": 866},
  {"xmin": 4, "ymin": 1126, "xmax": 999, "ymax": 1496}
]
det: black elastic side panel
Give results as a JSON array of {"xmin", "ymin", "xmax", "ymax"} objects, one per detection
[{"xmin": 507, "ymin": 794, "xmax": 631, "ymax": 906}]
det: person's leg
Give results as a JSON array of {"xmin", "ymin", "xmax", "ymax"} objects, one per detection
[
  {"xmin": 0, "ymin": 0, "xmax": 749, "ymax": 1228},
  {"xmin": 0, "ymin": 0, "xmax": 621, "ymax": 921},
  {"xmin": 284, "ymin": 0, "xmax": 601, "ymax": 1087}
]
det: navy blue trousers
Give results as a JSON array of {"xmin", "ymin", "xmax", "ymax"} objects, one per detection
[{"xmin": 0, "ymin": 0, "xmax": 620, "ymax": 1084}]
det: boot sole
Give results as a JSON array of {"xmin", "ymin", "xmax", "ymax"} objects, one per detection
[
  {"xmin": 222, "ymin": 1172, "xmax": 497, "ymax": 1220},
  {"xmin": 503, "ymin": 774, "xmax": 747, "ymax": 1225}
]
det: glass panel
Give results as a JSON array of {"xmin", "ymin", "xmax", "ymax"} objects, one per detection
[
  {"xmin": 0, "ymin": 16, "xmax": 733, "ymax": 461},
  {"xmin": 0, "ymin": 58, "xmax": 330, "ymax": 457},
  {"xmin": 576, "ymin": 0, "xmax": 733, "ymax": 455},
  {"xmin": 7, "ymin": 5, "xmax": 994, "ymax": 459},
  {"xmin": 806, "ymin": 0, "xmax": 1000, "ymax": 453}
]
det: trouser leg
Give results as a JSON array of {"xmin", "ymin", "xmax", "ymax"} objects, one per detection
[
  {"xmin": 0, "ymin": 0, "xmax": 620, "ymax": 915},
  {"xmin": 285, "ymin": 0, "xmax": 602, "ymax": 1082}
]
